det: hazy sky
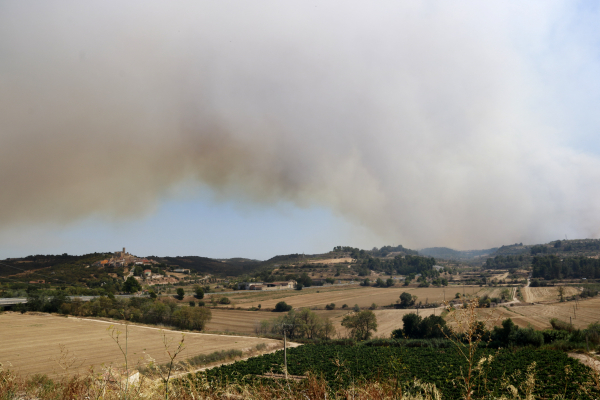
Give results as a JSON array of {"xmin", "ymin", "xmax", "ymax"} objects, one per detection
[{"xmin": 1, "ymin": 1, "xmax": 600, "ymax": 260}]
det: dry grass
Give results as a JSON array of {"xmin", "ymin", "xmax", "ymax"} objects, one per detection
[
  {"xmin": 522, "ymin": 286, "xmax": 580, "ymax": 303},
  {"xmin": 0, "ymin": 367, "xmax": 446, "ymax": 400},
  {"xmin": 0, "ymin": 312, "xmax": 280, "ymax": 378},
  {"xmin": 205, "ymin": 309, "xmax": 280, "ymax": 334},
  {"xmin": 512, "ymin": 296, "xmax": 600, "ymax": 328},
  {"xmin": 233, "ymin": 285, "xmax": 469, "ymax": 309},
  {"xmin": 460, "ymin": 296, "xmax": 600, "ymax": 330},
  {"xmin": 205, "ymin": 307, "xmax": 442, "ymax": 338}
]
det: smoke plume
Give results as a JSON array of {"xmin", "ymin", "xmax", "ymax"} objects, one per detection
[{"xmin": 1, "ymin": 1, "xmax": 600, "ymax": 249}]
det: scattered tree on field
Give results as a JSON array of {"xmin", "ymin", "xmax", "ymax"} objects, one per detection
[
  {"xmin": 341, "ymin": 310, "xmax": 378, "ymax": 340},
  {"xmin": 275, "ymin": 301, "xmax": 292, "ymax": 312}
]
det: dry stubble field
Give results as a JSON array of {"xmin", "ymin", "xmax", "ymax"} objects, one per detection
[
  {"xmin": 522, "ymin": 285, "xmax": 580, "ymax": 303},
  {"xmin": 206, "ymin": 285, "xmax": 460, "ymax": 338},
  {"xmin": 206, "ymin": 305, "xmax": 441, "ymax": 338},
  {"xmin": 223, "ymin": 284, "xmax": 476, "ymax": 310},
  {"xmin": 0, "ymin": 312, "xmax": 280, "ymax": 377},
  {"xmin": 459, "ymin": 296, "xmax": 600, "ymax": 330}
]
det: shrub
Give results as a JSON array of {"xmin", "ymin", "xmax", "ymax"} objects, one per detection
[
  {"xmin": 342, "ymin": 304, "xmax": 348, "ymax": 309},
  {"xmin": 176, "ymin": 288, "xmax": 185, "ymax": 300},
  {"xmin": 219, "ymin": 297, "xmax": 231, "ymax": 305},
  {"xmin": 325, "ymin": 303, "xmax": 336, "ymax": 310},
  {"xmin": 275, "ymin": 301, "xmax": 292, "ymax": 312},
  {"xmin": 550, "ymin": 318, "xmax": 576, "ymax": 333},
  {"xmin": 189, "ymin": 301, "xmax": 196, "ymax": 307}
]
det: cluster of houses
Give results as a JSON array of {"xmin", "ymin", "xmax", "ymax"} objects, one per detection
[
  {"xmin": 236, "ymin": 280, "xmax": 296, "ymax": 291},
  {"xmin": 92, "ymin": 248, "xmax": 160, "ymax": 268}
]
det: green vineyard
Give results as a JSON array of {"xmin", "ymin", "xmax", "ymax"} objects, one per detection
[{"xmin": 189, "ymin": 343, "xmax": 600, "ymax": 399}]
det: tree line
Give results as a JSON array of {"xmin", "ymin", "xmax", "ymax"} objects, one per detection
[
  {"xmin": 22, "ymin": 291, "xmax": 212, "ymax": 331},
  {"xmin": 532, "ymin": 255, "xmax": 600, "ymax": 280}
]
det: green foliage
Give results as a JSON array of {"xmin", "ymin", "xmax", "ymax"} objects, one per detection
[
  {"xmin": 171, "ymin": 306, "xmax": 212, "ymax": 330},
  {"xmin": 391, "ymin": 313, "xmax": 449, "ymax": 339},
  {"xmin": 176, "ymin": 288, "xmax": 185, "ymax": 300},
  {"xmin": 191, "ymin": 345, "xmax": 599, "ymax": 399},
  {"xmin": 325, "ymin": 303, "xmax": 335, "ymax": 310},
  {"xmin": 194, "ymin": 286, "xmax": 204, "ymax": 299},
  {"xmin": 218, "ymin": 296, "xmax": 231, "ymax": 305},
  {"xmin": 532, "ymin": 255, "xmax": 600, "ymax": 280},
  {"xmin": 353, "ymin": 254, "xmax": 436, "ymax": 277},
  {"xmin": 57, "ymin": 296, "xmax": 211, "ymax": 331},
  {"xmin": 123, "ymin": 276, "xmax": 141, "ymax": 293},
  {"xmin": 269, "ymin": 308, "xmax": 335, "ymax": 340},
  {"xmin": 341, "ymin": 310, "xmax": 377, "ymax": 340},
  {"xmin": 274, "ymin": 301, "xmax": 292, "ymax": 312},
  {"xmin": 397, "ymin": 292, "xmax": 417, "ymax": 308}
]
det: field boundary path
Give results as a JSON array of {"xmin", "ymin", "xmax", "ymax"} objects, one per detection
[{"xmin": 568, "ymin": 353, "xmax": 600, "ymax": 374}]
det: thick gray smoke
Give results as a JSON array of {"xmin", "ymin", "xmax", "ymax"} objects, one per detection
[{"xmin": 1, "ymin": 1, "xmax": 600, "ymax": 249}]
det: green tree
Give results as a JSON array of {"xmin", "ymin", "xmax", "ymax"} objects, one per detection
[
  {"xmin": 171, "ymin": 306, "xmax": 211, "ymax": 330},
  {"xmin": 219, "ymin": 296, "xmax": 231, "ymax": 304},
  {"xmin": 275, "ymin": 301, "xmax": 292, "ymax": 312},
  {"xmin": 123, "ymin": 276, "xmax": 141, "ymax": 293},
  {"xmin": 399, "ymin": 292, "xmax": 417, "ymax": 308},
  {"xmin": 47, "ymin": 290, "xmax": 69, "ymax": 313},
  {"xmin": 176, "ymin": 288, "xmax": 185, "ymax": 300},
  {"xmin": 341, "ymin": 310, "xmax": 378, "ymax": 340},
  {"xmin": 194, "ymin": 286, "xmax": 204, "ymax": 299}
]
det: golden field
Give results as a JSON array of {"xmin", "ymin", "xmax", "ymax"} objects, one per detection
[
  {"xmin": 0, "ymin": 312, "xmax": 280, "ymax": 377},
  {"xmin": 220, "ymin": 284, "xmax": 477, "ymax": 310}
]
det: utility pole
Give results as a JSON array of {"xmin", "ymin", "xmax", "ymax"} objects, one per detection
[
  {"xmin": 284, "ymin": 329, "xmax": 287, "ymax": 379},
  {"xmin": 279, "ymin": 323, "xmax": 293, "ymax": 379}
]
